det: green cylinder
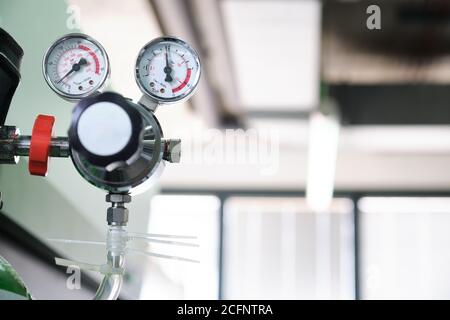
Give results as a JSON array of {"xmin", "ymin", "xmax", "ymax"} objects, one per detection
[{"xmin": 0, "ymin": 255, "xmax": 32, "ymax": 300}]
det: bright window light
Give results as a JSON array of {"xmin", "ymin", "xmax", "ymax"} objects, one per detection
[
  {"xmin": 360, "ymin": 197, "xmax": 450, "ymax": 299},
  {"xmin": 139, "ymin": 195, "xmax": 220, "ymax": 299},
  {"xmin": 223, "ymin": 197, "xmax": 354, "ymax": 299}
]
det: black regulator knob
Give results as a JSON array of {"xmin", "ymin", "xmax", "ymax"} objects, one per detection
[{"xmin": 68, "ymin": 92, "xmax": 143, "ymax": 168}]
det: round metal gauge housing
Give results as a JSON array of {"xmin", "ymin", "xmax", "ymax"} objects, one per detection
[
  {"xmin": 43, "ymin": 33, "xmax": 110, "ymax": 100},
  {"xmin": 135, "ymin": 36, "xmax": 201, "ymax": 104}
]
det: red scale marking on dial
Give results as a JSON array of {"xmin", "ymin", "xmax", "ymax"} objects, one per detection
[
  {"xmin": 78, "ymin": 44, "xmax": 100, "ymax": 74},
  {"xmin": 172, "ymin": 68, "xmax": 191, "ymax": 93}
]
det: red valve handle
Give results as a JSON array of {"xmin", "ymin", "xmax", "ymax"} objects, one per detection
[{"xmin": 29, "ymin": 115, "xmax": 55, "ymax": 176}]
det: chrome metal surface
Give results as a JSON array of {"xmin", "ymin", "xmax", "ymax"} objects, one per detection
[
  {"xmin": 70, "ymin": 100, "xmax": 165, "ymax": 194},
  {"xmin": 13, "ymin": 136, "xmax": 70, "ymax": 158},
  {"xmin": 162, "ymin": 138, "xmax": 181, "ymax": 163},
  {"xmin": 0, "ymin": 126, "xmax": 19, "ymax": 164}
]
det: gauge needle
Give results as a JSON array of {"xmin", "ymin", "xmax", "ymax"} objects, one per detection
[
  {"xmin": 57, "ymin": 58, "xmax": 87, "ymax": 84},
  {"xmin": 164, "ymin": 45, "xmax": 173, "ymax": 83}
]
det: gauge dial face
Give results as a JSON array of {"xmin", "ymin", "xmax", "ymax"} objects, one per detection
[
  {"xmin": 43, "ymin": 34, "xmax": 110, "ymax": 100},
  {"xmin": 135, "ymin": 37, "xmax": 201, "ymax": 103}
]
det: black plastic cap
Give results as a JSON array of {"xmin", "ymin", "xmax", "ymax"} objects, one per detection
[
  {"xmin": 0, "ymin": 28, "xmax": 23, "ymax": 126},
  {"xmin": 0, "ymin": 28, "xmax": 23, "ymax": 71}
]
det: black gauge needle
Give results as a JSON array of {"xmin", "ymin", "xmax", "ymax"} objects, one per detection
[
  {"xmin": 164, "ymin": 45, "xmax": 173, "ymax": 83},
  {"xmin": 57, "ymin": 58, "xmax": 87, "ymax": 84}
]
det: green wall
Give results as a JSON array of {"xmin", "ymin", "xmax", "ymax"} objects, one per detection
[{"xmin": 0, "ymin": 0, "xmax": 154, "ymax": 268}]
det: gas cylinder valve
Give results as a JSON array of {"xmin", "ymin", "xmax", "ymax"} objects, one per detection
[{"xmin": 0, "ymin": 118, "xmax": 69, "ymax": 175}]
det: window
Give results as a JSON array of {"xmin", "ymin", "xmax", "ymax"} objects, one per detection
[
  {"xmin": 223, "ymin": 197, "xmax": 354, "ymax": 299},
  {"xmin": 139, "ymin": 195, "xmax": 220, "ymax": 299},
  {"xmin": 359, "ymin": 197, "xmax": 450, "ymax": 299}
]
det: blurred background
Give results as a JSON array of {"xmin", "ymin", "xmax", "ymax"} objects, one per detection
[{"xmin": 1, "ymin": 0, "xmax": 450, "ymax": 299}]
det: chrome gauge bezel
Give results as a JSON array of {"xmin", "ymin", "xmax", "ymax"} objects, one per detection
[
  {"xmin": 42, "ymin": 33, "xmax": 110, "ymax": 101},
  {"xmin": 134, "ymin": 36, "xmax": 201, "ymax": 104}
]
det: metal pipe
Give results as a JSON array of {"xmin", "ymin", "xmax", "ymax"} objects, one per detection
[
  {"xmin": 0, "ymin": 126, "xmax": 20, "ymax": 164},
  {"xmin": 14, "ymin": 135, "xmax": 69, "ymax": 157},
  {"xmin": 0, "ymin": 126, "xmax": 70, "ymax": 163}
]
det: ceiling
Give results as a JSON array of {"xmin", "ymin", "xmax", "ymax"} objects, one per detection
[{"xmin": 69, "ymin": 0, "xmax": 450, "ymax": 191}]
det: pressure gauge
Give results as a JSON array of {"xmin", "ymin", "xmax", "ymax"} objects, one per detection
[
  {"xmin": 135, "ymin": 36, "xmax": 201, "ymax": 104},
  {"xmin": 43, "ymin": 33, "xmax": 110, "ymax": 100}
]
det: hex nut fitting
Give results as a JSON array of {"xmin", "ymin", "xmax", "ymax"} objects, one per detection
[
  {"xmin": 163, "ymin": 139, "xmax": 181, "ymax": 163},
  {"xmin": 106, "ymin": 193, "xmax": 132, "ymax": 203},
  {"xmin": 107, "ymin": 206, "xmax": 129, "ymax": 225}
]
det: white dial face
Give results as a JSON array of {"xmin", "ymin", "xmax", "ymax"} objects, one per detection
[
  {"xmin": 43, "ymin": 34, "xmax": 109, "ymax": 99},
  {"xmin": 135, "ymin": 37, "xmax": 201, "ymax": 103}
]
